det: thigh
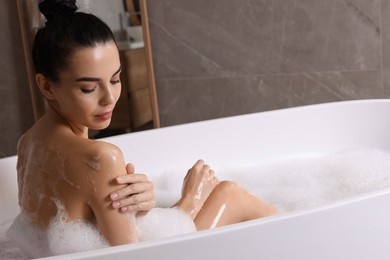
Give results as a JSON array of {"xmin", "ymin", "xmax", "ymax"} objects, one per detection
[
  {"xmin": 194, "ymin": 181, "xmax": 277, "ymax": 230},
  {"xmin": 194, "ymin": 181, "xmax": 244, "ymax": 230}
]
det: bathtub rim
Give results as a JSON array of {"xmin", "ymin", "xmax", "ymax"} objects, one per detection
[{"xmin": 104, "ymin": 98, "xmax": 390, "ymax": 139}]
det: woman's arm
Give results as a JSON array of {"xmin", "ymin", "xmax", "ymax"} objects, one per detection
[
  {"xmin": 176, "ymin": 160, "xmax": 220, "ymax": 219},
  {"xmin": 86, "ymin": 142, "xmax": 138, "ymax": 245}
]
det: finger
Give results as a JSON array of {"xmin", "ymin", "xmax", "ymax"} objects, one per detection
[
  {"xmin": 184, "ymin": 169, "xmax": 191, "ymax": 180},
  {"xmin": 185, "ymin": 160, "xmax": 203, "ymax": 179},
  {"xmin": 121, "ymin": 200, "xmax": 156, "ymax": 213},
  {"xmin": 194, "ymin": 159, "xmax": 204, "ymax": 169},
  {"xmin": 111, "ymin": 181, "xmax": 154, "ymax": 201},
  {"xmin": 202, "ymin": 164, "xmax": 210, "ymax": 173},
  {"xmin": 210, "ymin": 171, "xmax": 219, "ymax": 182},
  {"xmin": 184, "ymin": 160, "xmax": 206, "ymax": 181},
  {"xmin": 115, "ymin": 173, "xmax": 148, "ymax": 184},
  {"xmin": 128, "ymin": 182, "xmax": 154, "ymax": 194},
  {"xmin": 123, "ymin": 190, "xmax": 154, "ymax": 206},
  {"xmin": 113, "ymin": 191, "xmax": 155, "ymax": 209},
  {"xmin": 126, "ymin": 163, "xmax": 135, "ymax": 175}
]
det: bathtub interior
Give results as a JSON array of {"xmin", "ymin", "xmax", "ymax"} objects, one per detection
[
  {"xmin": 106, "ymin": 99, "xmax": 390, "ymax": 177},
  {"xmin": 2, "ymin": 100, "xmax": 390, "ymax": 259},
  {"xmin": 0, "ymin": 156, "xmax": 19, "ymax": 223}
]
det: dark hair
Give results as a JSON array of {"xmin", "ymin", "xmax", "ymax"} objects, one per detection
[{"xmin": 32, "ymin": 0, "xmax": 116, "ymax": 82}]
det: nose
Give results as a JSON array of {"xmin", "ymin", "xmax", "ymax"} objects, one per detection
[{"xmin": 100, "ymin": 85, "xmax": 115, "ymax": 106}]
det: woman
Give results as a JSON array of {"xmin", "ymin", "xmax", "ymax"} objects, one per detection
[{"xmin": 7, "ymin": 0, "xmax": 276, "ymax": 258}]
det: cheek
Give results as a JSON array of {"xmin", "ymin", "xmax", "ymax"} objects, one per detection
[
  {"xmin": 61, "ymin": 95, "xmax": 93, "ymax": 116},
  {"xmin": 114, "ymin": 85, "xmax": 122, "ymax": 103}
]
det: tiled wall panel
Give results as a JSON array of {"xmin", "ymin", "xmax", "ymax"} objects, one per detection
[{"xmin": 147, "ymin": 0, "xmax": 388, "ymax": 126}]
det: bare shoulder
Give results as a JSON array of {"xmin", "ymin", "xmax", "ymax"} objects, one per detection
[
  {"xmin": 78, "ymin": 139, "xmax": 126, "ymax": 175},
  {"xmin": 86, "ymin": 140, "xmax": 124, "ymax": 161},
  {"xmin": 78, "ymin": 140, "xmax": 127, "ymax": 195},
  {"xmin": 59, "ymin": 138, "xmax": 127, "ymax": 197},
  {"xmin": 16, "ymin": 129, "xmax": 33, "ymax": 156}
]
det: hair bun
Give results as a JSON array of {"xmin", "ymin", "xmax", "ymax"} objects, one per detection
[{"xmin": 39, "ymin": 0, "xmax": 78, "ymax": 22}]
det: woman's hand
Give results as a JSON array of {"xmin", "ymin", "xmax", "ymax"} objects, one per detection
[
  {"xmin": 110, "ymin": 163, "xmax": 155, "ymax": 213},
  {"xmin": 177, "ymin": 160, "xmax": 220, "ymax": 219}
]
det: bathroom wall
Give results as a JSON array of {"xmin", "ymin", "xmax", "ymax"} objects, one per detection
[
  {"xmin": 77, "ymin": 0, "xmax": 125, "ymax": 40},
  {"xmin": 0, "ymin": 0, "xmax": 388, "ymax": 157},
  {"xmin": 0, "ymin": 1, "xmax": 34, "ymax": 158},
  {"xmin": 147, "ymin": 0, "xmax": 390, "ymax": 126}
]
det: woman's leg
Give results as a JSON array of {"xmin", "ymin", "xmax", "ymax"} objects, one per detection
[
  {"xmin": 176, "ymin": 160, "xmax": 276, "ymax": 230},
  {"xmin": 194, "ymin": 181, "xmax": 277, "ymax": 230}
]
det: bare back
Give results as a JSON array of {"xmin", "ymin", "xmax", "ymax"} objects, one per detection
[{"xmin": 17, "ymin": 115, "xmax": 121, "ymax": 229}]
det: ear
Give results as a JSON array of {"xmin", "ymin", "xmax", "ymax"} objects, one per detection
[{"xmin": 35, "ymin": 73, "xmax": 56, "ymax": 100}]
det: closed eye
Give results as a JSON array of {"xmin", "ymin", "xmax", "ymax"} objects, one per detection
[
  {"xmin": 110, "ymin": 79, "xmax": 121, "ymax": 85},
  {"xmin": 80, "ymin": 87, "xmax": 96, "ymax": 94}
]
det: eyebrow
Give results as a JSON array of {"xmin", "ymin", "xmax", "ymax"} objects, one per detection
[{"xmin": 75, "ymin": 66, "xmax": 122, "ymax": 82}]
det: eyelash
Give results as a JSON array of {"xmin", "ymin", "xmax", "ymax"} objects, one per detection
[
  {"xmin": 80, "ymin": 80, "xmax": 120, "ymax": 94},
  {"xmin": 80, "ymin": 87, "xmax": 96, "ymax": 94},
  {"xmin": 110, "ymin": 79, "xmax": 121, "ymax": 85}
]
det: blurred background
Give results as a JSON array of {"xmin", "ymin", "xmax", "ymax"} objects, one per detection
[{"xmin": 1, "ymin": 0, "xmax": 389, "ymax": 157}]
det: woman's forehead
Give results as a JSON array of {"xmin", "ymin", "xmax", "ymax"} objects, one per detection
[{"xmin": 64, "ymin": 42, "xmax": 120, "ymax": 76}]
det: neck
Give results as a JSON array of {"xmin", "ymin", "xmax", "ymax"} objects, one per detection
[{"xmin": 46, "ymin": 102, "xmax": 89, "ymax": 138}]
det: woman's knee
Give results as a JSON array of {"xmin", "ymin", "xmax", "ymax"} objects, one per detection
[{"xmin": 213, "ymin": 181, "xmax": 241, "ymax": 195}]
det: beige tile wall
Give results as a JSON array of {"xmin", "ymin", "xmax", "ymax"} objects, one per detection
[{"xmin": 147, "ymin": 0, "xmax": 389, "ymax": 126}]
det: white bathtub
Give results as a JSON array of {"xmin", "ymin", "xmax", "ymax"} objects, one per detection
[{"xmin": 2, "ymin": 99, "xmax": 390, "ymax": 259}]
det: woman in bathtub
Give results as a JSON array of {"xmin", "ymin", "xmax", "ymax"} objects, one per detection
[{"xmin": 7, "ymin": 0, "xmax": 276, "ymax": 257}]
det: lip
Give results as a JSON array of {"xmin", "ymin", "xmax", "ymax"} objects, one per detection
[{"xmin": 95, "ymin": 110, "xmax": 113, "ymax": 121}]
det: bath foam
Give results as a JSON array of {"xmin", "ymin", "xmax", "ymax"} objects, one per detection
[
  {"xmin": 6, "ymin": 201, "xmax": 195, "ymax": 258},
  {"xmin": 47, "ymin": 201, "xmax": 109, "ymax": 256},
  {"xmin": 136, "ymin": 207, "xmax": 196, "ymax": 241},
  {"xmin": 6, "ymin": 206, "xmax": 109, "ymax": 258},
  {"xmin": 6, "ymin": 213, "xmax": 51, "ymax": 259},
  {"xmin": 239, "ymin": 148, "xmax": 390, "ymax": 212},
  {"xmin": 154, "ymin": 149, "xmax": 390, "ymax": 212}
]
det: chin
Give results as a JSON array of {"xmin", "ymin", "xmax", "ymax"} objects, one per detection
[{"xmin": 89, "ymin": 121, "xmax": 111, "ymax": 131}]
